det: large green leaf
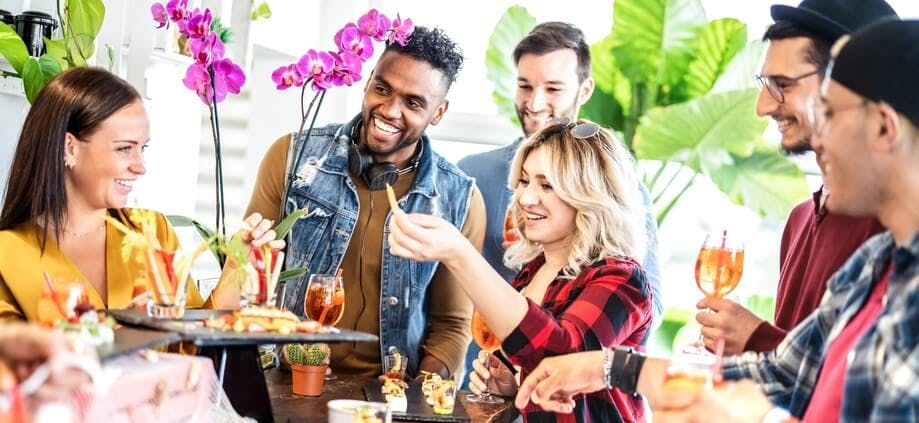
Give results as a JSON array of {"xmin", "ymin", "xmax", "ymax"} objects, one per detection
[
  {"xmin": 64, "ymin": 0, "xmax": 105, "ymax": 62},
  {"xmin": 633, "ymin": 88, "xmax": 767, "ymax": 173},
  {"xmin": 580, "ymin": 89, "xmax": 625, "ymax": 134},
  {"xmin": 711, "ymin": 40, "xmax": 767, "ymax": 94},
  {"xmin": 485, "ymin": 5, "xmax": 537, "ymax": 126},
  {"xmin": 22, "ymin": 55, "xmax": 62, "ymax": 103},
  {"xmin": 44, "ymin": 38, "xmax": 76, "ymax": 70},
  {"xmin": 0, "ymin": 23, "xmax": 29, "ymax": 74},
  {"xmin": 582, "ymin": 33, "xmax": 629, "ymax": 130},
  {"xmin": 673, "ymin": 18, "xmax": 746, "ymax": 102},
  {"xmin": 707, "ymin": 147, "xmax": 809, "ymax": 219},
  {"xmin": 611, "ymin": 0, "xmax": 705, "ymax": 88}
]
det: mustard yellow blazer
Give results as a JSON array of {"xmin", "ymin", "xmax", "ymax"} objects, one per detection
[{"xmin": 0, "ymin": 209, "xmax": 210, "ymax": 322}]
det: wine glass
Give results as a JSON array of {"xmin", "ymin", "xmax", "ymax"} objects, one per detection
[
  {"xmin": 502, "ymin": 205, "xmax": 521, "ymax": 244},
  {"xmin": 466, "ymin": 310, "xmax": 505, "ymax": 404},
  {"xmin": 37, "ymin": 277, "xmax": 87, "ymax": 327},
  {"xmin": 682, "ymin": 230, "xmax": 744, "ymax": 355},
  {"xmin": 305, "ymin": 273, "xmax": 345, "ymax": 379}
]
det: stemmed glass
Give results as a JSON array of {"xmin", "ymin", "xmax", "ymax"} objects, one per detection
[
  {"xmin": 503, "ymin": 205, "xmax": 521, "ymax": 244},
  {"xmin": 682, "ymin": 230, "xmax": 744, "ymax": 355},
  {"xmin": 466, "ymin": 310, "xmax": 505, "ymax": 404},
  {"xmin": 304, "ymin": 272, "xmax": 345, "ymax": 379}
]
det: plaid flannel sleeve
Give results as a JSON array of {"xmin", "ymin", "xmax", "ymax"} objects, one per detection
[{"xmin": 502, "ymin": 260, "xmax": 652, "ymax": 371}]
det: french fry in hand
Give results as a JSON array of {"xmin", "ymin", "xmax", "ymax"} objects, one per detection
[{"xmin": 385, "ymin": 183, "xmax": 402, "ymax": 214}]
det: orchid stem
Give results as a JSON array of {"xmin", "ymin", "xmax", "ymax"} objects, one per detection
[
  {"xmin": 207, "ymin": 66, "xmax": 227, "ymax": 242},
  {"xmin": 281, "ymin": 87, "xmax": 326, "ymax": 221}
]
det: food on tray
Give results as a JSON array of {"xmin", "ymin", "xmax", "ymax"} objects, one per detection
[
  {"xmin": 203, "ymin": 306, "xmax": 324, "ymax": 334},
  {"xmin": 420, "ymin": 371, "xmax": 443, "ymax": 406},
  {"xmin": 353, "ymin": 404, "xmax": 385, "ymax": 423},
  {"xmin": 55, "ymin": 310, "xmax": 116, "ymax": 347},
  {"xmin": 381, "ymin": 378, "xmax": 408, "ymax": 412},
  {"xmin": 431, "ymin": 380, "xmax": 456, "ymax": 415}
]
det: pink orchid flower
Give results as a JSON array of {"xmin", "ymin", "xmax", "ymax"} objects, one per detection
[
  {"xmin": 296, "ymin": 49, "xmax": 335, "ymax": 91},
  {"xmin": 329, "ymin": 51, "xmax": 363, "ymax": 87},
  {"xmin": 183, "ymin": 59, "xmax": 246, "ymax": 105},
  {"xmin": 189, "ymin": 32, "xmax": 225, "ymax": 66},
  {"xmin": 334, "ymin": 23, "xmax": 374, "ymax": 61},
  {"xmin": 271, "ymin": 64, "xmax": 304, "ymax": 90},
  {"xmin": 182, "ymin": 8, "xmax": 212, "ymax": 39},
  {"xmin": 357, "ymin": 9, "xmax": 391, "ymax": 42},
  {"xmin": 166, "ymin": 0, "xmax": 188, "ymax": 23},
  {"xmin": 151, "ymin": 3, "xmax": 168, "ymax": 28},
  {"xmin": 388, "ymin": 14, "xmax": 414, "ymax": 46}
]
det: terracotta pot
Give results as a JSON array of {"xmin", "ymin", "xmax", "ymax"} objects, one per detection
[{"xmin": 291, "ymin": 364, "xmax": 326, "ymax": 396}]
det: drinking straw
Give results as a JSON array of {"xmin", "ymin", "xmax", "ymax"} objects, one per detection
[
  {"xmin": 42, "ymin": 272, "xmax": 69, "ymax": 319},
  {"xmin": 713, "ymin": 337, "xmax": 725, "ymax": 386},
  {"xmin": 712, "ymin": 229, "xmax": 728, "ymax": 298},
  {"xmin": 268, "ymin": 251, "xmax": 285, "ymax": 306}
]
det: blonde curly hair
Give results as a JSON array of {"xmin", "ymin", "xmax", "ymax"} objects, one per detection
[{"xmin": 504, "ymin": 119, "xmax": 646, "ymax": 278}]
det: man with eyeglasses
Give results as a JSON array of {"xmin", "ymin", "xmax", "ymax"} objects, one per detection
[
  {"xmin": 513, "ymin": 21, "xmax": 919, "ymax": 422},
  {"xmin": 695, "ymin": 0, "xmax": 895, "ymax": 356}
]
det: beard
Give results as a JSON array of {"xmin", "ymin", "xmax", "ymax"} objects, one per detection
[
  {"xmin": 781, "ymin": 135, "xmax": 813, "ymax": 156},
  {"xmin": 360, "ymin": 120, "xmax": 420, "ymax": 157},
  {"xmin": 515, "ymin": 96, "xmax": 581, "ymax": 137}
]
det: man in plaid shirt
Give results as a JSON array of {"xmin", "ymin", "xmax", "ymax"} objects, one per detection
[{"xmin": 513, "ymin": 20, "xmax": 919, "ymax": 423}]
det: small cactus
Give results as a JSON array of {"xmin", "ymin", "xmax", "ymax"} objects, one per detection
[{"xmin": 286, "ymin": 343, "xmax": 329, "ymax": 366}]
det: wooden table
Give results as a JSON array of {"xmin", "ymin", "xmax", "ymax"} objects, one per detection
[{"xmin": 266, "ymin": 370, "xmax": 519, "ymax": 423}]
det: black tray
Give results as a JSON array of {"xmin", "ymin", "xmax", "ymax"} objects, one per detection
[
  {"xmin": 110, "ymin": 309, "xmax": 378, "ymax": 346},
  {"xmin": 363, "ymin": 380, "xmax": 471, "ymax": 422},
  {"xmin": 97, "ymin": 326, "xmax": 182, "ymax": 362}
]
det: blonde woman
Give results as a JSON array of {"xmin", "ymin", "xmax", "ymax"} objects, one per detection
[{"xmin": 388, "ymin": 118, "xmax": 653, "ymax": 422}]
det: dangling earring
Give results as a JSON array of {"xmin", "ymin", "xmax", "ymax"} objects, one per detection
[{"xmin": 64, "ymin": 156, "xmax": 76, "ymax": 169}]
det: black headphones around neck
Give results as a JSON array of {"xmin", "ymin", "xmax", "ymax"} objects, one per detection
[{"xmin": 346, "ymin": 118, "xmax": 422, "ymax": 191}]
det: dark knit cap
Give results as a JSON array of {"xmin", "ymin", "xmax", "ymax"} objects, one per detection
[
  {"xmin": 830, "ymin": 20, "xmax": 919, "ymax": 127},
  {"xmin": 772, "ymin": 0, "xmax": 898, "ymax": 40}
]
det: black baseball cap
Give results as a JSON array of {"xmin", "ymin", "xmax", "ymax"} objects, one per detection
[
  {"xmin": 830, "ymin": 20, "xmax": 919, "ymax": 128},
  {"xmin": 771, "ymin": 0, "xmax": 899, "ymax": 40}
]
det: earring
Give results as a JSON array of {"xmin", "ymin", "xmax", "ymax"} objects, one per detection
[{"xmin": 64, "ymin": 156, "xmax": 76, "ymax": 169}]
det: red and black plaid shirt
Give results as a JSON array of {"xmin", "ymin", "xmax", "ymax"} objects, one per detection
[{"xmin": 503, "ymin": 254, "xmax": 653, "ymax": 423}]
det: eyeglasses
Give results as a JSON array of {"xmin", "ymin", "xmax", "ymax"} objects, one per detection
[
  {"xmin": 535, "ymin": 117, "xmax": 601, "ymax": 143},
  {"xmin": 806, "ymin": 96, "xmax": 870, "ymax": 137},
  {"xmin": 754, "ymin": 69, "xmax": 822, "ymax": 104}
]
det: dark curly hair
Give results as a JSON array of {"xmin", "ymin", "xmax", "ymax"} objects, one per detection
[{"xmin": 384, "ymin": 26, "xmax": 464, "ymax": 88}]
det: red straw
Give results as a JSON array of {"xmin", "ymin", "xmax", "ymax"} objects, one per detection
[
  {"xmin": 43, "ymin": 272, "xmax": 69, "ymax": 319},
  {"xmin": 713, "ymin": 337, "xmax": 725, "ymax": 386},
  {"xmin": 712, "ymin": 229, "xmax": 728, "ymax": 298}
]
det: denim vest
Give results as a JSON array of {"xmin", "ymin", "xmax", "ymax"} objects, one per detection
[{"xmin": 280, "ymin": 116, "xmax": 475, "ymax": 374}]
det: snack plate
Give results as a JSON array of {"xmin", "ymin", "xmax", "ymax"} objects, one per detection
[{"xmin": 363, "ymin": 380, "xmax": 471, "ymax": 422}]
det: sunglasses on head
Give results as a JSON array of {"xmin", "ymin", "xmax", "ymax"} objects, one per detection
[{"xmin": 536, "ymin": 117, "xmax": 601, "ymax": 142}]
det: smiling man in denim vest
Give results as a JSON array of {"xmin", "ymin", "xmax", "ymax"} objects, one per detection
[{"xmin": 246, "ymin": 27, "xmax": 486, "ymax": 379}]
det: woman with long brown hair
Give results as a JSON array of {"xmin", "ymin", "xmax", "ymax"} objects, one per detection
[{"xmin": 0, "ymin": 67, "xmax": 280, "ymax": 321}]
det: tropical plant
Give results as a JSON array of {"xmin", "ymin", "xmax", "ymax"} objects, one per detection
[
  {"xmin": 166, "ymin": 206, "xmax": 309, "ymax": 283},
  {"xmin": 0, "ymin": 0, "xmax": 106, "ymax": 102},
  {"xmin": 485, "ymin": 1, "xmax": 810, "ymax": 224}
]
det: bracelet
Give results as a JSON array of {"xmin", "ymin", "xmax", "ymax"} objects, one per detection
[
  {"xmin": 604, "ymin": 346, "xmax": 647, "ymax": 395},
  {"xmin": 602, "ymin": 347, "xmax": 614, "ymax": 390}
]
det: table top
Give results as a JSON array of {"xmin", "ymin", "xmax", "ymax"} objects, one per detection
[
  {"xmin": 265, "ymin": 370, "xmax": 519, "ymax": 423},
  {"xmin": 110, "ymin": 309, "xmax": 378, "ymax": 346},
  {"xmin": 98, "ymin": 326, "xmax": 183, "ymax": 362}
]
